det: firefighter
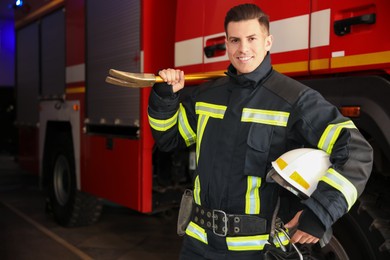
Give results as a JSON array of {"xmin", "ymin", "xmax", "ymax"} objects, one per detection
[{"xmin": 148, "ymin": 3, "xmax": 373, "ymax": 259}]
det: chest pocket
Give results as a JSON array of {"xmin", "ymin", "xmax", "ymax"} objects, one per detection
[
  {"xmin": 242, "ymin": 108, "xmax": 290, "ymax": 177},
  {"xmin": 245, "ymin": 123, "xmax": 274, "ymax": 177}
]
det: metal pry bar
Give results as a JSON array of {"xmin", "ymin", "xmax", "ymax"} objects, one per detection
[
  {"xmin": 106, "ymin": 69, "xmax": 226, "ymax": 88},
  {"xmin": 108, "ymin": 69, "xmax": 163, "ymax": 87}
]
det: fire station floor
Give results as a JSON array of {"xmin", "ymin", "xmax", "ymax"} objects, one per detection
[{"xmin": 0, "ymin": 154, "xmax": 183, "ymax": 260}]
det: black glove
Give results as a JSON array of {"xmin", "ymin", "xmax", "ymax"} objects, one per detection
[
  {"xmin": 298, "ymin": 209, "xmax": 326, "ymax": 239},
  {"xmin": 153, "ymin": 82, "xmax": 177, "ymax": 99}
]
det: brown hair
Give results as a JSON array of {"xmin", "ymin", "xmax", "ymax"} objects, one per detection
[{"xmin": 224, "ymin": 3, "xmax": 270, "ymax": 35}]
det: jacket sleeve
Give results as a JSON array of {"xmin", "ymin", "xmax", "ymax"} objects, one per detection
[
  {"xmin": 148, "ymin": 83, "xmax": 197, "ymax": 152},
  {"xmin": 289, "ymin": 88, "xmax": 373, "ymax": 231}
]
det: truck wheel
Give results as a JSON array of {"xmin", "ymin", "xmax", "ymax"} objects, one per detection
[
  {"xmin": 332, "ymin": 183, "xmax": 390, "ymax": 260},
  {"xmin": 47, "ymin": 133, "xmax": 102, "ymax": 227},
  {"xmin": 306, "ymin": 235, "xmax": 348, "ymax": 260}
]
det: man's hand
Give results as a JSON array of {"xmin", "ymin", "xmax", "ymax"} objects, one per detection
[
  {"xmin": 284, "ymin": 210, "xmax": 320, "ymax": 244},
  {"xmin": 158, "ymin": 69, "xmax": 185, "ymax": 93}
]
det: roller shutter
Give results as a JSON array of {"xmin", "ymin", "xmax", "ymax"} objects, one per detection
[{"xmin": 86, "ymin": 0, "xmax": 141, "ymax": 128}]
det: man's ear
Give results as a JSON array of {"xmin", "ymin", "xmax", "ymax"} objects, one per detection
[
  {"xmin": 225, "ymin": 35, "xmax": 229, "ymax": 51},
  {"xmin": 265, "ymin": 34, "xmax": 273, "ymax": 52}
]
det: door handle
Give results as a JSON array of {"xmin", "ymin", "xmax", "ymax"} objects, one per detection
[
  {"xmin": 204, "ymin": 35, "xmax": 226, "ymax": 58},
  {"xmin": 204, "ymin": 43, "xmax": 226, "ymax": 58},
  {"xmin": 334, "ymin": 13, "xmax": 376, "ymax": 36}
]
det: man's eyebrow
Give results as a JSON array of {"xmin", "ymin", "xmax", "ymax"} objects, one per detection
[
  {"xmin": 228, "ymin": 34, "xmax": 258, "ymax": 40},
  {"xmin": 227, "ymin": 36, "xmax": 239, "ymax": 40}
]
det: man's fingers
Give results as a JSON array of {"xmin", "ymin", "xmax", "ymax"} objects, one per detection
[
  {"xmin": 308, "ymin": 237, "xmax": 319, "ymax": 244},
  {"xmin": 290, "ymin": 230, "xmax": 319, "ymax": 244},
  {"xmin": 290, "ymin": 231, "xmax": 303, "ymax": 244},
  {"xmin": 158, "ymin": 69, "xmax": 185, "ymax": 93},
  {"xmin": 172, "ymin": 71, "xmax": 185, "ymax": 93},
  {"xmin": 165, "ymin": 69, "xmax": 174, "ymax": 84},
  {"xmin": 158, "ymin": 70, "xmax": 166, "ymax": 81},
  {"xmin": 179, "ymin": 70, "xmax": 185, "ymax": 85},
  {"xmin": 175, "ymin": 69, "xmax": 181, "ymax": 82},
  {"xmin": 159, "ymin": 69, "xmax": 182, "ymax": 85}
]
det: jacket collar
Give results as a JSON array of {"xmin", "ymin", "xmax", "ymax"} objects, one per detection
[{"xmin": 226, "ymin": 52, "xmax": 272, "ymax": 88}]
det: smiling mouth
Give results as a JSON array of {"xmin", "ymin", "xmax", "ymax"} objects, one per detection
[{"xmin": 238, "ymin": 56, "xmax": 253, "ymax": 62}]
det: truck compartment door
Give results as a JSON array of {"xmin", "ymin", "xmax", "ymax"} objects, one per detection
[
  {"xmin": 330, "ymin": 0, "xmax": 390, "ymax": 72},
  {"xmin": 16, "ymin": 23, "xmax": 39, "ymax": 126},
  {"xmin": 41, "ymin": 10, "xmax": 65, "ymax": 98},
  {"xmin": 86, "ymin": 0, "xmax": 141, "ymax": 128}
]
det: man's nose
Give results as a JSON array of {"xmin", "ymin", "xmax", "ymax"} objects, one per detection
[{"xmin": 239, "ymin": 40, "xmax": 249, "ymax": 52}]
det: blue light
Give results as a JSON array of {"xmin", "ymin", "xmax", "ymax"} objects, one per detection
[{"xmin": 15, "ymin": 0, "xmax": 24, "ymax": 7}]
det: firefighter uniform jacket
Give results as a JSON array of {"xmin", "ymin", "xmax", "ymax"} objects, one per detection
[{"xmin": 148, "ymin": 54, "xmax": 373, "ymax": 251}]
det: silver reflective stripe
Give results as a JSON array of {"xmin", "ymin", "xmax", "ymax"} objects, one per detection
[
  {"xmin": 195, "ymin": 102, "xmax": 226, "ymax": 163},
  {"xmin": 148, "ymin": 110, "xmax": 178, "ymax": 131},
  {"xmin": 226, "ymin": 235, "xmax": 269, "ymax": 251},
  {"xmin": 245, "ymin": 176, "xmax": 261, "ymax": 214},
  {"xmin": 320, "ymin": 168, "xmax": 357, "ymax": 210},
  {"xmin": 241, "ymin": 108, "xmax": 289, "ymax": 127},
  {"xmin": 178, "ymin": 103, "xmax": 196, "ymax": 146},
  {"xmin": 195, "ymin": 102, "xmax": 226, "ymax": 119},
  {"xmin": 318, "ymin": 120, "xmax": 356, "ymax": 154},
  {"xmin": 186, "ymin": 221, "xmax": 208, "ymax": 244},
  {"xmin": 194, "ymin": 175, "xmax": 201, "ymax": 205},
  {"xmin": 272, "ymin": 231, "xmax": 289, "ymax": 247},
  {"xmin": 196, "ymin": 114, "xmax": 209, "ymax": 164},
  {"xmin": 226, "ymin": 231, "xmax": 289, "ymax": 251}
]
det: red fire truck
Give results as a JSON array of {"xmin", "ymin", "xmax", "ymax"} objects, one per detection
[{"xmin": 14, "ymin": 0, "xmax": 390, "ymax": 259}]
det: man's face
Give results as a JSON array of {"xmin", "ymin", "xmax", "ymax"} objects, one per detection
[{"xmin": 226, "ymin": 18, "xmax": 273, "ymax": 74}]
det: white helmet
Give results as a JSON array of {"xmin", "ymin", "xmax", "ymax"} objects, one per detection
[{"xmin": 267, "ymin": 148, "xmax": 331, "ymax": 198}]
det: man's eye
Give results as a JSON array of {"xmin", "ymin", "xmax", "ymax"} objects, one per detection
[{"xmin": 230, "ymin": 39, "xmax": 238, "ymax": 43}]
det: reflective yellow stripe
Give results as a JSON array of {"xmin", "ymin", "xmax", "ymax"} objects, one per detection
[
  {"xmin": 195, "ymin": 102, "xmax": 226, "ymax": 163},
  {"xmin": 331, "ymin": 50, "xmax": 390, "ymax": 69},
  {"xmin": 276, "ymin": 158, "xmax": 288, "ymax": 170},
  {"xmin": 196, "ymin": 114, "xmax": 209, "ymax": 164},
  {"xmin": 65, "ymin": 86, "xmax": 85, "ymax": 94},
  {"xmin": 226, "ymin": 231, "xmax": 289, "ymax": 251},
  {"xmin": 272, "ymin": 231, "xmax": 290, "ymax": 247},
  {"xmin": 318, "ymin": 120, "xmax": 356, "ymax": 154},
  {"xmin": 226, "ymin": 234, "xmax": 269, "ymax": 251},
  {"xmin": 186, "ymin": 221, "xmax": 208, "ymax": 244},
  {"xmin": 245, "ymin": 176, "xmax": 261, "ymax": 214},
  {"xmin": 310, "ymin": 58, "xmax": 329, "ymax": 71},
  {"xmin": 194, "ymin": 175, "xmax": 201, "ymax": 204},
  {"xmin": 273, "ymin": 61, "xmax": 309, "ymax": 74},
  {"xmin": 273, "ymin": 51, "xmax": 390, "ymax": 73},
  {"xmin": 320, "ymin": 168, "xmax": 357, "ymax": 211},
  {"xmin": 148, "ymin": 110, "xmax": 178, "ymax": 131},
  {"xmin": 290, "ymin": 171, "xmax": 310, "ymax": 190},
  {"xmin": 195, "ymin": 102, "xmax": 227, "ymax": 118},
  {"xmin": 241, "ymin": 108, "xmax": 290, "ymax": 127},
  {"xmin": 178, "ymin": 104, "xmax": 196, "ymax": 146}
]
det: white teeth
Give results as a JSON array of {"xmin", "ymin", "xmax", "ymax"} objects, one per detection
[{"xmin": 238, "ymin": 56, "xmax": 251, "ymax": 61}]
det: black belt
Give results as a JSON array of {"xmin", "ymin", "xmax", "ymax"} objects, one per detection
[{"xmin": 191, "ymin": 204, "xmax": 267, "ymax": 237}]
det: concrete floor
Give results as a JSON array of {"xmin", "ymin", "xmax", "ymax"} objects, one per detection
[{"xmin": 0, "ymin": 154, "xmax": 183, "ymax": 260}]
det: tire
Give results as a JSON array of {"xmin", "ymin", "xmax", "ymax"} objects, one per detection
[
  {"xmin": 298, "ymin": 234, "xmax": 349, "ymax": 260},
  {"xmin": 46, "ymin": 132, "xmax": 102, "ymax": 227},
  {"xmin": 331, "ymin": 193, "xmax": 390, "ymax": 260}
]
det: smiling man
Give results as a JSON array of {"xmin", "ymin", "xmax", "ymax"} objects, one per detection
[
  {"xmin": 148, "ymin": 3, "xmax": 372, "ymax": 260},
  {"xmin": 225, "ymin": 10, "xmax": 272, "ymax": 75}
]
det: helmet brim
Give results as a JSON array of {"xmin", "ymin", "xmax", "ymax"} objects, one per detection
[{"xmin": 266, "ymin": 168, "xmax": 309, "ymax": 199}]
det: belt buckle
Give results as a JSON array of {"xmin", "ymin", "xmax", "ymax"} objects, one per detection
[{"xmin": 212, "ymin": 209, "xmax": 228, "ymax": 237}]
